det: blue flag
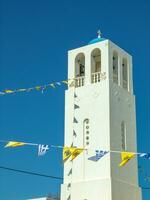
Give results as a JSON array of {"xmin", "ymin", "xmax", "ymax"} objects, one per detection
[
  {"xmin": 139, "ymin": 153, "xmax": 150, "ymax": 159},
  {"xmin": 88, "ymin": 150, "xmax": 108, "ymax": 161}
]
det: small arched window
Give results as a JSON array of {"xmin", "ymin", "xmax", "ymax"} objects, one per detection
[
  {"xmin": 91, "ymin": 48, "xmax": 101, "ymax": 83},
  {"xmin": 122, "ymin": 58, "xmax": 128, "ymax": 90},
  {"xmin": 112, "ymin": 51, "xmax": 118, "ymax": 84},
  {"xmin": 75, "ymin": 53, "xmax": 85, "ymax": 78},
  {"xmin": 121, "ymin": 121, "xmax": 126, "ymax": 150},
  {"xmin": 75, "ymin": 53, "xmax": 85, "ymax": 87}
]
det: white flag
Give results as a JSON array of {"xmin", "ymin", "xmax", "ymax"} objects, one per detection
[{"xmin": 38, "ymin": 144, "xmax": 49, "ymax": 156}]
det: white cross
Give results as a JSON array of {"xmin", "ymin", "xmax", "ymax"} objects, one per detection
[{"xmin": 97, "ymin": 30, "xmax": 102, "ymax": 38}]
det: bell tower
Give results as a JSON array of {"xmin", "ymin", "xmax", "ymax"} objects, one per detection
[{"xmin": 61, "ymin": 32, "xmax": 142, "ymax": 200}]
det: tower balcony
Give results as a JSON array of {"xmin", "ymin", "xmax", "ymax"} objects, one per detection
[
  {"xmin": 74, "ymin": 72, "xmax": 106, "ymax": 88},
  {"xmin": 91, "ymin": 71, "xmax": 102, "ymax": 83},
  {"xmin": 75, "ymin": 76, "xmax": 85, "ymax": 88}
]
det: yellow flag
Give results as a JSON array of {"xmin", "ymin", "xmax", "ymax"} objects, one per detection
[
  {"xmin": 71, "ymin": 148, "xmax": 84, "ymax": 161},
  {"xmin": 5, "ymin": 141, "xmax": 26, "ymax": 148},
  {"xmin": 119, "ymin": 152, "xmax": 135, "ymax": 167},
  {"xmin": 35, "ymin": 86, "xmax": 41, "ymax": 91},
  {"xmin": 4, "ymin": 89, "xmax": 14, "ymax": 94},
  {"xmin": 63, "ymin": 147, "xmax": 75, "ymax": 162}
]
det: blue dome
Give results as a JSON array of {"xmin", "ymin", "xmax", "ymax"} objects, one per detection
[{"xmin": 88, "ymin": 37, "xmax": 106, "ymax": 45}]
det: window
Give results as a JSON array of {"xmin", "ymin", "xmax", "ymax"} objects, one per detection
[
  {"xmin": 121, "ymin": 121, "xmax": 126, "ymax": 150},
  {"xmin": 122, "ymin": 58, "xmax": 128, "ymax": 90},
  {"xmin": 75, "ymin": 53, "xmax": 85, "ymax": 78},
  {"xmin": 112, "ymin": 51, "xmax": 118, "ymax": 84},
  {"xmin": 75, "ymin": 53, "xmax": 85, "ymax": 87},
  {"xmin": 91, "ymin": 48, "xmax": 101, "ymax": 83}
]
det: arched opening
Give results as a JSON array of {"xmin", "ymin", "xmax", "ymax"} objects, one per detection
[
  {"xmin": 75, "ymin": 53, "xmax": 85, "ymax": 78},
  {"xmin": 75, "ymin": 53, "xmax": 85, "ymax": 87},
  {"xmin": 113, "ymin": 51, "xmax": 118, "ymax": 84},
  {"xmin": 91, "ymin": 48, "xmax": 101, "ymax": 83},
  {"xmin": 121, "ymin": 121, "xmax": 126, "ymax": 150},
  {"xmin": 122, "ymin": 58, "xmax": 128, "ymax": 90}
]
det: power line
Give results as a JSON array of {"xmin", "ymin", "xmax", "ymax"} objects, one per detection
[
  {"xmin": 142, "ymin": 187, "xmax": 150, "ymax": 190},
  {"xmin": 0, "ymin": 166, "xmax": 63, "ymax": 180},
  {"xmin": 1, "ymin": 165, "xmax": 150, "ymax": 192}
]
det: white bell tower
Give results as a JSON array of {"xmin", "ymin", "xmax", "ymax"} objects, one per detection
[{"xmin": 61, "ymin": 33, "xmax": 142, "ymax": 200}]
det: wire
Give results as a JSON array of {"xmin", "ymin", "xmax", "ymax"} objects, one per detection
[
  {"xmin": 1, "ymin": 165, "xmax": 150, "ymax": 191},
  {"xmin": 0, "ymin": 166, "xmax": 63, "ymax": 180},
  {"xmin": 141, "ymin": 187, "xmax": 150, "ymax": 190}
]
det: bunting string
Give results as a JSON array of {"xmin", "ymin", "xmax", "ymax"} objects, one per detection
[
  {"xmin": 1, "ymin": 139, "xmax": 150, "ymax": 167},
  {"xmin": 0, "ymin": 139, "xmax": 149, "ymax": 155},
  {"xmin": 0, "ymin": 79, "xmax": 73, "ymax": 96},
  {"xmin": 0, "ymin": 72, "xmax": 107, "ymax": 96}
]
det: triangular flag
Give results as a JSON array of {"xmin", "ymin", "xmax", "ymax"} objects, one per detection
[
  {"xmin": 63, "ymin": 147, "xmax": 75, "ymax": 162},
  {"xmin": 145, "ymin": 177, "xmax": 150, "ymax": 181},
  {"xmin": 74, "ymin": 104, "xmax": 80, "ymax": 109},
  {"xmin": 74, "ymin": 93, "xmax": 77, "ymax": 98},
  {"xmin": 35, "ymin": 86, "xmax": 45, "ymax": 93},
  {"xmin": 62, "ymin": 80, "xmax": 69, "ymax": 85},
  {"xmin": 35, "ymin": 86, "xmax": 41, "ymax": 91},
  {"xmin": 73, "ymin": 130, "xmax": 77, "ymax": 137},
  {"xmin": 26, "ymin": 88, "xmax": 34, "ymax": 92},
  {"xmin": 139, "ymin": 153, "xmax": 150, "ymax": 159},
  {"xmin": 16, "ymin": 88, "xmax": 27, "ymax": 92},
  {"xmin": 71, "ymin": 148, "xmax": 84, "ymax": 161},
  {"xmin": 119, "ymin": 152, "xmax": 135, "ymax": 167},
  {"xmin": 5, "ymin": 141, "xmax": 26, "ymax": 147},
  {"xmin": 4, "ymin": 89, "xmax": 14, "ymax": 94},
  {"xmin": 56, "ymin": 82, "xmax": 61, "ymax": 86},
  {"xmin": 73, "ymin": 117, "xmax": 78, "ymax": 123},
  {"xmin": 50, "ymin": 83, "xmax": 56, "ymax": 88},
  {"xmin": 35, "ymin": 86, "xmax": 45, "ymax": 91},
  {"xmin": 68, "ymin": 168, "xmax": 72, "ymax": 176},
  {"xmin": 0, "ymin": 92, "xmax": 5, "ymax": 95}
]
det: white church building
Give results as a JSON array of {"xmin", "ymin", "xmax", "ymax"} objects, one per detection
[{"xmin": 60, "ymin": 33, "xmax": 142, "ymax": 200}]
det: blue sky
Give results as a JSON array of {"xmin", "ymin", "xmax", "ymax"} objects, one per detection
[{"xmin": 0, "ymin": 0, "xmax": 150, "ymax": 199}]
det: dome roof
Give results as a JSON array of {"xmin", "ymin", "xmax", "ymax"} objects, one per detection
[{"xmin": 88, "ymin": 37, "xmax": 106, "ymax": 45}]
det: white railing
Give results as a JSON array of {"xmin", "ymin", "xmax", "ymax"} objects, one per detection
[
  {"xmin": 91, "ymin": 72, "xmax": 101, "ymax": 83},
  {"xmin": 91, "ymin": 72, "xmax": 106, "ymax": 83},
  {"xmin": 75, "ymin": 76, "xmax": 85, "ymax": 88}
]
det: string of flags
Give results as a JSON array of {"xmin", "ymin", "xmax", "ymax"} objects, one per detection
[
  {"xmin": 0, "ymin": 79, "xmax": 75, "ymax": 96},
  {"xmin": 2, "ymin": 141, "xmax": 49, "ymax": 157},
  {"xmin": 0, "ymin": 72, "xmax": 107, "ymax": 96},
  {"xmin": 1, "ymin": 139, "xmax": 150, "ymax": 167}
]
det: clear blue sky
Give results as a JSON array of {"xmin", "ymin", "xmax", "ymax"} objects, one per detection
[{"xmin": 0, "ymin": 0, "xmax": 150, "ymax": 199}]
